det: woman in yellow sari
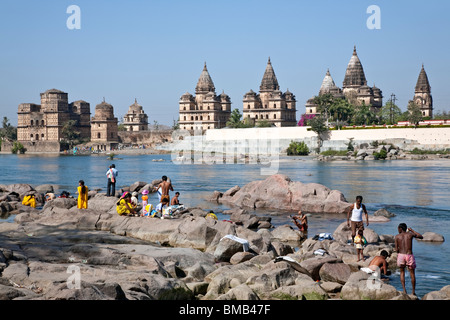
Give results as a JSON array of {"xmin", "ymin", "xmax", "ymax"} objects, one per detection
[
  {"xmin": 116, "ymin": 192, "xmax": 136, "ymax": 216},
  {"xmin": 77, "ymin": 180, "xmax": 89, "ymax": 209}
]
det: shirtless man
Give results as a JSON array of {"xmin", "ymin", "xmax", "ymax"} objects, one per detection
[
  {"xmin": 395, "ymin": 223, "xmax": 423, "ymax": 295},
  {"xmin": 346, "ymin": 195, "xmax": 369, "ymax": 244},
  {"xmin": 156, "ymin": 175, "xmax": 173, "ymax": 203},
  {"xmin": 368, "ymin": 250, "xmax": 390, "ymax": 275},
  {"xmin": 292, "ymin": 210, "xmax": 308, "ymax": 232},
  {"xmin": 171, "ymin": 192, "xmax": 181, "ymax": 206}
]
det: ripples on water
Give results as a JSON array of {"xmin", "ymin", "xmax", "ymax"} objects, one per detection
[{"xmin": 0, "ymin": 153, "xmax": 449, "ymax": 297}]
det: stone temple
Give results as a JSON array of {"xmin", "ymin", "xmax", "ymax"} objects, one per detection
[
  {"xmin": 178, "ymin": 63, "xmax": 232, "ymax": 131},
  {"xmin": 243, "ymin": 58, "xmax": 297, "ymax": 127},
  {"xmin": 122, "ymin": 99, "xmax": 149, "ymax": 132},
  {"xmin": 90, "ymin": 99, "xmax": 119, "ymax": 151},
  {"xmin": 412, "ymin": 64, "xmax": 433, "ymax": 118},
  {"xmin": 305, "ymin": 46, "xmax": 383, "ymax": 116},
  {"xmin": 17, "ymin": 89, "xmax": 91, "ymax": 152}
]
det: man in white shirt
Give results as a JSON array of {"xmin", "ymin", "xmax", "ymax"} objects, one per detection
[
  {"xmin": 106, "ymin": 164, "xmax": 118, "ymax": 197},
  {"xmin": 346, "ymin": 195, "xmax": 369, "ymax": 243}
]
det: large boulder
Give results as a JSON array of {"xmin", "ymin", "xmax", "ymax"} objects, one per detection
[
  {"xmin": 340, "ymin": 271, "xmax": 401, "ymax": 300},
  {"xmin": 214, "ymin": 174, "xmax": 349, "ymax": 213},
  {"xmin": 418, "ymin": 232, "xmax": 445, "ymax": 242}
]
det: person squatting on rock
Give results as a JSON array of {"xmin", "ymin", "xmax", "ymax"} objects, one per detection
[{"xmin": 116, "ymin": 192, "xmax": 136, "ymax": 216}]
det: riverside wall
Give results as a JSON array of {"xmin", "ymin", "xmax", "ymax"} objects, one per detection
[{"xmin": 159, "ymin": 126, "xmax": 450, "ymax": 154}]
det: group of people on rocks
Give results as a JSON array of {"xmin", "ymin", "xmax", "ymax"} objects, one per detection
[
  {"xmin": 289, "ymin": 194, "xmax": 423, "ymax": 296},
  {"xmin": 20, "ymin": 162, "xmax": 423, "ymax": 296},
  {"xmin": 75, "ymin": 163, "xmax": 183, "ymax": 219}
]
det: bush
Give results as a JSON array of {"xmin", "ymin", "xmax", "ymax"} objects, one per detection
[
  {"xmin": 320, "ymin": 149, "xmax": 348, "ymax": 156},
  {"xmin": 287, "ymin": 141, "xmax": 309, "ymax": 156},
  {"xmin": 374, "ymin": 149, "xmax": 387, "ymax": 160},
  {"xmin": 11, "ymin": 141, "xmax": 26, "ymax": 154}
]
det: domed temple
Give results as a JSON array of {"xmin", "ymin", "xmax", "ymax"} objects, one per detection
[
  {"xmin": 122, "ymin": 99, "xmax": 149, "ymax": 132},
  {"xmin": 305, "ymin": 46, "xmax": 383, "ymax": 116},
  {"xmin": 242, "ymin": 58, "xmax": 297, "ymax": 127},
  {"xmin": 90, "ymin": 99, "xmax": 119, "ymax": 151},
  {"xmin": 178, "ymin": 63, "xmax": 231, "ymax": 131}
]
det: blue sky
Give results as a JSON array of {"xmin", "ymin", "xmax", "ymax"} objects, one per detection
[{"xmin": 1, "ymin": 0, "xmax": 449, "ymax": 126}]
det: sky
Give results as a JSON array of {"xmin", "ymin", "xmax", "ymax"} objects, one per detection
[{"xmin": 1, "ymin": 0, "xmax": 449, "ymax": 126}]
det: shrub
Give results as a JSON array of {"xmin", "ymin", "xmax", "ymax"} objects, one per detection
[
  {"xmin": 11, "ymin": 141, "xmax": 26, "ymax": 154},
  {"xmin": 287, "ymin": 141, "xmax": 309, "ymax": 156},
  {"xmin": 374, "ymin": 149, "xmax": 387, "ymax": 160}
]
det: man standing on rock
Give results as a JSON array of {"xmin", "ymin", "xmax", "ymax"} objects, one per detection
[
  {"xmin": 155, "ymin": 175, "xmax": 173, "ymax": 203},
  {"xmin": 395, "ymin": 223, "xmax": 423, "ymax": 296},
  {"xmin": 106, "ymin": 164, "xmax": 118, "ymax": 197},
  {"xmin": 347, "ymin": 195, "xmax": 369, "ymax": 244}
]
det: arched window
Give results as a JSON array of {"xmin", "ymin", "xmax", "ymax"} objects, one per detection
[
  {"xmin": 30, "ymin": 120, "xmax": 34, "ymax": 126},
  {"xmin": 97, "ymin": 132, "xmax": 101, "ymax": 139},
  {"xmin": 41, "ymin": 120, "xmax": 45, "ymax": 126},
  {"xmin": 274, "ymin": 104, "xmax": 277, "ymax": 108},
  {"xmin": 248, "ymin": 104, "xmax": 251, "ymax": 109},
  {"xmin": 274, "ymin": 114, "xmax": 277, "ymax": 119}
]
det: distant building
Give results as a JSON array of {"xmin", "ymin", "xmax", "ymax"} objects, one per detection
[
  {"xmin": 122, "ymin": 99, "xmax": 149, "ymax": 131},
  {"xmin": 90, "ymin": 99, "xmax": 119, "ymax": 151},
  {"xmin": 179, "ymin": 63, "xmax": 232, "ymax": 132},
  {"xmin": 305, "ymin": 46, "xmax": 383, "ymax": 116},
  {"xmin": 17, "ymin": 89, "xmax": 91, "ymax": 147},
  {"xmin": 305, "ymin": 69, "xmax": 344, "ymax": 116},
  {"xmin": 342, "ymin": 46, "xmax": 383, "ymax": 110},
  {"xmin": 243, "ymin": 58, "xmax": 297, "ymax": 127},
  {"xmin": 413, "ymin": 64, "xmax": 433, "ymax": 118}
]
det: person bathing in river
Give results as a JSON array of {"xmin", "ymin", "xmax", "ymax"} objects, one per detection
[
  {"xmin": 292, "ymin": 210, "xmax": 308, "ymax": 232},
  {"xmin": 368, "ymin": 250, "xmax": 391, "ymax": 276},
  {"xmin": 395, "ymin": 223, "xmax": 423, "ymax": 296},
  {"xmin": 346, "ymin": 195, "xmax": 369, "ymax": 244}
]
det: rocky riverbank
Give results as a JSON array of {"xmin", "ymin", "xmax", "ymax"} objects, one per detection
[
  {"xmin": 316, "ymin": 142, "xmax": 450, "ymax": 162},
  {"xmin": 0, "ymin": 180, "xmax": 447, "ymax": 300}
]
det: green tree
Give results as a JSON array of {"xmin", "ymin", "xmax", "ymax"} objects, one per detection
[
  {"xmin": 0, "ymin": 117, "xmax": 17, "ymax": 141},
  {"xmin": 380, "ymin": 102, "xmax": 402, "ymax": 124},
  {"xmin": 255, "ymin": 119, "xmax": 272, "ymax": 128},
  {"xmin": 287, "ymin": 141, "xmax": 309, "ymax": 156},
  {"xmin": 329, "ymin": 98, "xmax": 354, "ymax": 127},
  {"xmin": 309, "ymin": 115, "xmax": 330, "ymax": 153},
  {"xmin": 227, "ymin": 108, "xmax": 250, "ymax": 128},
  {"xmin": 313, "ymin": 93, "xmax": 334, "ymax": 126},
  {"xmin": 352, "ymin": 102, "xmax": 377, "ymax": 125},
  {"xmin": 61, "ymin": 120, "xmax": 81, "ymax": 149},
  {"xmin": 407, "ymin": 100, "xmax": 423, "ymax": 127}
]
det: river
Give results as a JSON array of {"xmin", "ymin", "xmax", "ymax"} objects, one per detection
[{"xmin": 0, "ymin": 152, "xmax": 449, "ymax": 298}]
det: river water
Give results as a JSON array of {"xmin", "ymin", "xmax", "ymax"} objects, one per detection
[{"xmin": 0, "ymin": 152, "xmax": 449, "ymax": 298}]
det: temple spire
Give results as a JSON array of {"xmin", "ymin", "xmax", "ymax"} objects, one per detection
[
  {"xmin": 195, "ymin": 62, "xmax": 215, "ymax": 94},
  {"xmin": 343, "ymin": 46, "xmax": 367, "ymax": 88},
  {"xmin": 415, "ymin": 64, "xmax": 431, "ymax": 93},
  {"xmin": 260, "ymin": 57, "xmax": 280, "ymax": 92}
]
